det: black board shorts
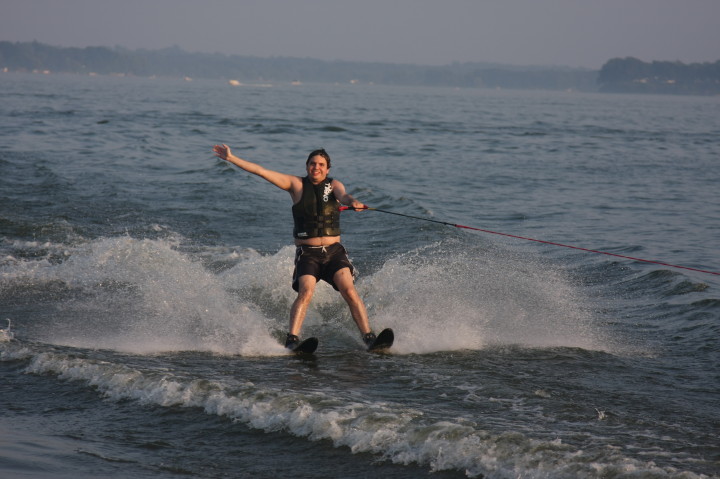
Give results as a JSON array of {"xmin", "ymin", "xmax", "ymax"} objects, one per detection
[{"xmin": 292, "ymin": 243, "xmax": 355, "ymax": 292}]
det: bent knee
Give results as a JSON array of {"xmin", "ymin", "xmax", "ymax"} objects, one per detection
[
  {"xmin": 337, "ymin": 284, "xmax": 361, "ymax": 302},
  {"xmin": 296, "ymin": 284, "xmax": 315, "ymax": 300}
]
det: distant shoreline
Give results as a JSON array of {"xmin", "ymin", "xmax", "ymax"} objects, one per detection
[{"xmin": 1, "ymin": 41, "xmax": 718, "ymax": 95}]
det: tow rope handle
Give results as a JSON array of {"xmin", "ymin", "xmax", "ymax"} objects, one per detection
[{"xmin": 339, "ymin": 206, "xmax": 370, "ymax": 211}]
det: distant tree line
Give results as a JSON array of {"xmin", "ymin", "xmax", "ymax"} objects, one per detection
[
  {"xmin": 597, "ymin": 57, "xmax": 720, "ymax": 95},
  {"xmin": 1, "ymin": 41, "xmax": 718, "ymax": 94},
  {"xmin": 0, "ymin": 40, "xmax": 597, "ymax": 91}
]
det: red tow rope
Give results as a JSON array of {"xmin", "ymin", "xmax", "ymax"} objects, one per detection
[{"xmin": 340, "ymin": 206, "xmax": 719, "ymax": 276}]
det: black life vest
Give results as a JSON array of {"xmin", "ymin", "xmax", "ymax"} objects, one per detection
[{"xmin": 292, "ymin": 177, "xmax": 341, "ymax": 239}]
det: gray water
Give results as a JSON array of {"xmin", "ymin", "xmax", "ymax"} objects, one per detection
[{"xmin": 1, "ymin": 73, "xmax": 718, "ymax": 478}]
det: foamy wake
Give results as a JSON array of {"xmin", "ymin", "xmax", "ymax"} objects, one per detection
[
  {"xmin": 1, "ymin": 343, "xmax": 702, "ymax": 479},
  {"xmin": 362, "ymin": 240, "xmax": 608, "ymax": 354},
  {"xmin": 2, "ymin": 234, "xmax": 611, "ymax": 355},
  {"xmin": 1, "ymin": 236, "xmax": 287, "ymax": 355}
]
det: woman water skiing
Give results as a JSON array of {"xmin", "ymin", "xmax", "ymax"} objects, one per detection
[{"xmin": 212, "ymin": 144, "xmax": 381, "ymax": 351}]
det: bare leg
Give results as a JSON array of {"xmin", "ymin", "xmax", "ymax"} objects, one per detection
[
  {"xmin": 289, "ymin": 275, "xmax": 317, "ymax": 336},
  {"xmin": 333, "ymin": 267, "xmax": 372, "ymax": 335}
]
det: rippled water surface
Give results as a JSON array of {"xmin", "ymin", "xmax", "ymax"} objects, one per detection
[{"xmin": 1, "ymin": 73, "xmax": 719, "ymax": 478}]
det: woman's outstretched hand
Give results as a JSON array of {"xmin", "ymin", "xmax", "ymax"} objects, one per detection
[{"xmin": 212, "ymin": 144, "xmax": 231, "ymax": 161}]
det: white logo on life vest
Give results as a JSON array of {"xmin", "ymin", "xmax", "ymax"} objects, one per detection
[{"xmin": 322, "ymin": 182, "xmax": 333, "ymax": 202}]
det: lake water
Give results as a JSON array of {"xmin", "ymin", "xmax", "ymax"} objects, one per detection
[{"xmin": 1, "ymin": 73, "xmax": 719, "ymax": 478}]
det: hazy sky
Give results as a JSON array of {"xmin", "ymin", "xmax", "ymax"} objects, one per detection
[{"xmin": 2, "ymin": 0, "xmax": 718, "ymax": 69}]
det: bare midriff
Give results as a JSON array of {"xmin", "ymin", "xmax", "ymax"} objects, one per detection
[{"xmin": 294, "ymin": 235, "xmax": 341, "ymax": 247}]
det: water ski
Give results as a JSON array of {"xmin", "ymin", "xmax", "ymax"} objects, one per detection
[
  {"xmin": 288, "ymin": 337, "xmax": 318, "ymax": 354},
  {"xmin": 367, "ymin": 328, "xmax": 394, "ymax": 352}
]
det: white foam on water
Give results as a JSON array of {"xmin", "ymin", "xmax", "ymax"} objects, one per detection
[
  {"xmin": 2, "ymin": 236, "xmax": 285, "ymax": 356},
  {"xmin": 15, "ymin": 347, "xmax": 703, "ymax": 479},
  {"xmin": 201, "ymin": 237, "xmax": 607, "ymax": 354},
  {"xmin": 362, "ymin": 240, "xmax": 606, "ymax": 354},
  {"xmin": 0, "ymin": 233, "xmax": 619, "ymax": 355}
]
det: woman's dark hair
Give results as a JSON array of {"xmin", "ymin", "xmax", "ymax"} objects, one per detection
[{"xmin": 306, "ymin": 149, "xmax": 331, "ymax": 168}]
